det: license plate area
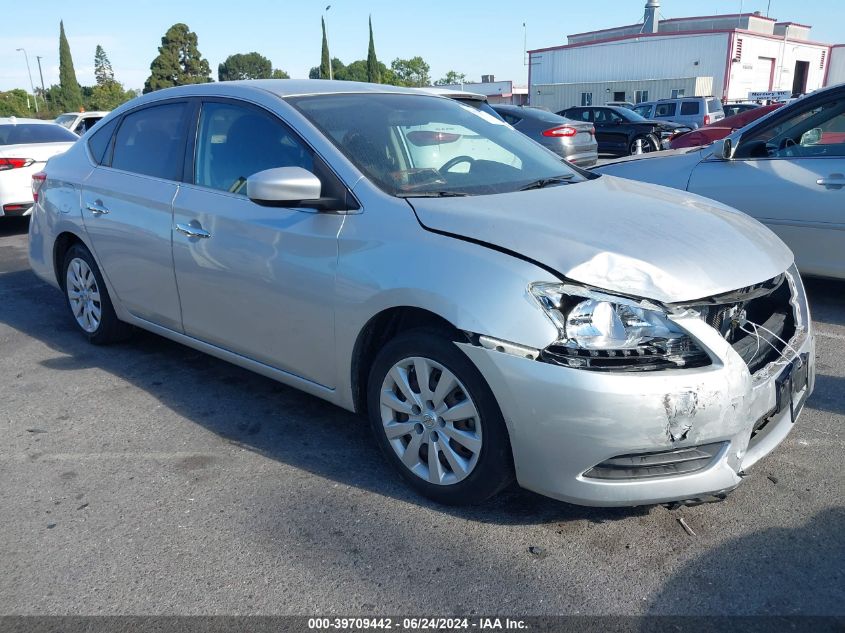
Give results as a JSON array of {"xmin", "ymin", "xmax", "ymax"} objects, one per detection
[{"xmin": 775, "ymin": 352, "xmax": 809, "ymax": 423}]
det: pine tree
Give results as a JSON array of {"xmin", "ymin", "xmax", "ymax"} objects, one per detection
[
  {"xmin": 144, "ymin": 23, "xmax": 212, "ymax": 93},
  {"xmin": 320, "ymin": 17, "xmax": 332, "ymax": 79},
  {"xmin": 366, "ymin": 16, "xmax": 380, "ymax": 84},
  {"xmin": 94, "ymin": 45, "xmax": 115, "ymax": 86},
  {"xmin": 57, "ymin": 21, "xmax": 83, "ymax": 112}
]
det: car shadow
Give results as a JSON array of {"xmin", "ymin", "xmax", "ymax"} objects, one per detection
[
  {"xmin": 0, "ymin": 216, "xmax": 30, "ymax": 237},
  {"xmin": 807, "ymin": 374, "xmax": 845, "ymax": 416},
  {"xmin": 645, "ymin": 508, "xmax": 845, "ymax": 616},
  {"xmin": 804, "ymin": 276, "xmax": 845, "ymax": 327},
  {"xmin": 0, "ymin": 267, "xmax": 646, "ymax": 527}
]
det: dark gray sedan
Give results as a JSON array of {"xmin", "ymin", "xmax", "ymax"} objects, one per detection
[{"xmin": 493, "ymin": 104, "xmax": 598, "ymax": 167}]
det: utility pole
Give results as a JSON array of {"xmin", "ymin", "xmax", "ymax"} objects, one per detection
[
  {"xmin": 325, "ymin": 5, "xmax": 333, "ymax": 80},
  {"xmin": 15, "ymin": 48, "xmax": 39, "ymax": 113},
  {"xmin": 35, "ymin": 56, "xmax": 47, "ymax": 107}
]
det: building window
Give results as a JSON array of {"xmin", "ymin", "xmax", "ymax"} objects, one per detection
[
  {"xmin": 635, "ymin": 90, "xmax": 649, "ymax": 104},
  {"xmin": 613, "ymin": 91, "xmax": 626, "ymax": 102},
  {"xmin": 580, "ymin": 92, "xmax": 593, "ymax": 107},
  {"xmin": 671, "ymin": 89, "xmax": 686, "ymax": 99}
]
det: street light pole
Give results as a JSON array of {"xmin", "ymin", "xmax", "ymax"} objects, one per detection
[
  {"xmin": 325, "ymin": 5, "xmax": 333, "ymax": 80},
  {"xmin": 35, "ymin": 56, "xmax": 48, "ymax": 108},
  {"xmin": 15, "ymin": 48, "xmax": 39, "ymax": 113}
]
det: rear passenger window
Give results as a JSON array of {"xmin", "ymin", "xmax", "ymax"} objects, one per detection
[
  {"xmin": 111, "ymin": 102, "xmax": 189, "ymax": 180},
  {"xmin": 87, "ymin": 117, "xmax": 119, "ymax": 165},
  {"xmin": 681, "ymin": 102, "xmax": 701, "ymax": 115},
  {"xmin": 655, "ymin": 103, "xmax": 676, "ymax": 117}
]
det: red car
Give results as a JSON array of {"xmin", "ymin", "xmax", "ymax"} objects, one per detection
[{"xmin": 669, "ymin": 104, "xmax": 783, "ymax": 149}]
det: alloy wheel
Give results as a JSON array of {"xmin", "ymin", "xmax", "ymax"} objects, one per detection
[
  {"xmin": 379, "ymin": 356, "xmax": 482, "ymax": 486},
  {"xmin": 66, "ymin": 257, "xmax": 102, "ymax": 333}
]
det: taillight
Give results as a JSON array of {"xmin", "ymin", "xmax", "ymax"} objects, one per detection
[
  {"xmin": 590, "ymin": 127, "xmax": 596, "ymax": 136},
  {"xmin": 406, "ymin": 131, "xmax": 462, "ymax": 146},
  {"xmin": 32, "ymin": 171, "xmax": 47, "ymax": 202},
  {"xmin": 0, "ymin": 158, "xmax": 35, "ymax": 171},
  {"xmin": 703, "ymin": 115, "xmax": 711, "ymax": 125},
  {"xmin": 543, "ymin": 126, "xmax": 578, "ymax": 137}
]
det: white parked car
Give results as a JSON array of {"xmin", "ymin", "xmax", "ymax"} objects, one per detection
[
  {"xmin": 0, "ymin": 117, "xmax": 77, "ymax": 217},
  {"xmin": 55, "ymin": 111, "xmax": 110, "ymax": 136},
  {"xmin": 595, "ymin": 83, "xmax": 845, "ymax": 279}
]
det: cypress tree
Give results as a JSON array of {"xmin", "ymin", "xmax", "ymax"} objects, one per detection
[
  {"xmin": 320, "ymin": 17, "xmax": 332, "ymax": 79},
  {"xmin": 367, "ymin": 16, "xmax": 380, "ymax": 83},
  {"xmin": 58, "ymin": 21, "xmax": 83, "ymax": 112}
]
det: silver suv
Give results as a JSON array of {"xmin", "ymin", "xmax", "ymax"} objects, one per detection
[{"xmin": 634, "ymin": 96, "xmax": 725, "ymax": 129}]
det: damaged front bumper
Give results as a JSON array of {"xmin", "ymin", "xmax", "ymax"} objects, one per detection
[{"xmin": 458, "ymin": 267, "xmax": 815, "ymax": 507}]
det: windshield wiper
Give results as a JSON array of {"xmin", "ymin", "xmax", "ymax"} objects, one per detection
[
  {"xmin": 396, "ymin": 191, "xmax": 470, "ymax": 198},
  {"xmin": 518, "ymin": 175, "xmax": 574, "ymax": 191}
]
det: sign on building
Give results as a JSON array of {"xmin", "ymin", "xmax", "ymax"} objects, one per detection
[{"xmin": 748, "ymin": 90, "xmax": 792, "ymax": 101}]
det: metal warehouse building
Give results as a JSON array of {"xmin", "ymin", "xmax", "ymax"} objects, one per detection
[{"xmin": 528, "ymin": 0, "xmax": 844, "ymax": 111}]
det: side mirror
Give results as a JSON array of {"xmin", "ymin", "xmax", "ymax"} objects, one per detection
[
  {"xmin": 716, "ymin": 138, "xmax": 736, "ymax": 160},
  {"xmin": 800, "ymin": 128, "xmax": 822, "ymax": 146},
  {"xmin": 247, "ymin": 167, "xmax": 322, "ymax": 206}
]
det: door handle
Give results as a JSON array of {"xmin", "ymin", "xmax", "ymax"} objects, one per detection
[
  {"xmin": 85, "ymin": 201, "xmax": 110, "ymax": 216},
  {"xmin": 176, "ymin": 222, "xmax": 211, "ymax": 239},
  {"xmin": 816, "ymin": 174, "xmax": 845, "ymax": 189}
]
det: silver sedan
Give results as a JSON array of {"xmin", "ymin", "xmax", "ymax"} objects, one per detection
[{"xmin": 29, "ymin": 80, "xmax": 814, "ymax": 506}]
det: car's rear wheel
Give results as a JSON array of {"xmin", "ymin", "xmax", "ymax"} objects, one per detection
[
  {"xmin": 367, "ymin": 329, "xmax": 513, "ymax": 505},
  {"xmin": 629, "ymin": 135, "xmax": 658, "ymax": 155},
  {"xmin": 63, "ymin": 243, "xmax": 133, "ymax": 344}
]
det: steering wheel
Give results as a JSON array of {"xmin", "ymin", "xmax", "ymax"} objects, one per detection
[{"xmin": 440, "ymin": 155, "xmax": 476, "ymax": 173}]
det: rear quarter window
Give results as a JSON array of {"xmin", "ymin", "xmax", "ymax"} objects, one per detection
[
  {"xmin": 87, "ymin": 117, "xmax": 120, "ymax": 165},
  {"xmin": 707, "ymin": 99, "xmax": 724, "ymax": 113}
]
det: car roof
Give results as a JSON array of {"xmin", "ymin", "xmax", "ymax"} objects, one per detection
[
  {"xmin": 416, "ymin": 87, "xmax": 487, "ymax": 101},
  {"xmin": 154, "ymin": 79, "xmax": 432, "ymax": 99},
  {"xmin": 0, "ymin": 117, "xmax": 59, "ymax": 125},
  {"xmin": 57, "ymin": 111, "xmax": 110, "ymax": 117}
]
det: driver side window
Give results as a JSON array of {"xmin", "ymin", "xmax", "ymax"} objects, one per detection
[
  {"xmin": 738, "ymin": 100, "xmax": 845, "ymax": 159},
  {"xmin": 194, "ymin": 102, "xmax": 314, "ymax": 194}
]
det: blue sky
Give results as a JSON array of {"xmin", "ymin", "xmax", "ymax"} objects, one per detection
[{"xmin": 2, "ymin": 0, "xmax": 843, "ymax": 92}]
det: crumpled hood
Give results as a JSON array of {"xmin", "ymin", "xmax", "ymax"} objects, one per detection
[{"xmin": 408, "ymin": 175, "xmax": 793, "ymax": 303}]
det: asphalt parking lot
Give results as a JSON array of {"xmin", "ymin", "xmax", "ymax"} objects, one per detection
[{"xmin": 0, "ymin": 216, "xmax": 843, "ymax": 616}]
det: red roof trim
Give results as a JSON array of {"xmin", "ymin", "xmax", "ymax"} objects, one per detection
[{"xmin": 529, "ymin": 28, "xmax": 831, "ymax": 55}]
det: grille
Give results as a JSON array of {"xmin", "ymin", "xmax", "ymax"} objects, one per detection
[{"xmin": 679, "ymin": 274, "xmax": 795, "ymax": 374}]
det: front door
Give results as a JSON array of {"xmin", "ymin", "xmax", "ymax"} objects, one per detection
[
  {"xmin": 171, "ymin": 100, "xmax": 345, "ymax": 387},
  {"xmin": 688, "ymin": 94, "xmax": 845, "ymax": 278},
  {"xmin": 80, "ymin": 100, "xmax": 191, "ymax": 331}
]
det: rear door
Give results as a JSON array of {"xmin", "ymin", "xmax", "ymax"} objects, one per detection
[
  {"xmin": 652, "ymin": 102, "xmax": 678, "ymax": 124},
  {"xmin": 688, "ymin": 94, "xmax": 845, "ymax": 278},
  {"xmin": 80, "ymin": 100, "xmax": 192, "ymax": 331},
  {"xmin": 592, "ymin": 108, "xmax": 628, "ymax": 154},
  {"xmin": 171, "ymin": 99, "xmax": 345, "ymax": 387}
]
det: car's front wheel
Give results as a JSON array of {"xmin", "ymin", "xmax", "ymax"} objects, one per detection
[
  {"xmin": 367, "ymin": 329, "xmax": 513, "ymax": 505},
  {"xmin": 63, "ymin": 243, "xmax": 133, "ymax": 344}
]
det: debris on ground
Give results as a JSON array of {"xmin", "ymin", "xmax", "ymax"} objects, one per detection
[
  {"xmin": 677, "ymin": 517, "xmax": 696, "ymax": 537},
  {"xmin": 767, "ymin": 475, "xmax": 779, "ymax": 484},
  {"xmin": 528, "ymin": 545, "xmax": 548, "ymax": 559}
]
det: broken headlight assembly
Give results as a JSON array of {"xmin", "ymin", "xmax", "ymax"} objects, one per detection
[{"xmin": 529, "ymin": 282, "xmax": 710, "ymax": 371}]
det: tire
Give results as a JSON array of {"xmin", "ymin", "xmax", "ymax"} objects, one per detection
[
  {"xmin": 62, "ymin": 243, "xmax": 133, "ymax": 344},
  {"xmin": 629, "ymin": 135, "xmax": 658, "ymax": 155},
  {"xmin": 367, "ymin": 329, "xmax": 514, "ymax": 505}
]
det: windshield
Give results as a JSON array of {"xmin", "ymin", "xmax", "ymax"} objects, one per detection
[
  {"xmin": 619, "ymin": 108, "xmax": 650, "ymax": 122},
  {"xmin": 0, "ymin": 124, "xmax": 78, "ymax": 145},
  {"xmin": 288, "ymin": 93, "xmax": 585, "ymax": 197}
]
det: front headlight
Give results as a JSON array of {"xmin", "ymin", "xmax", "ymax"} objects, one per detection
[{"xmin": 530, "ymin": 282, "xmax": 710, "ymax": 371}]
